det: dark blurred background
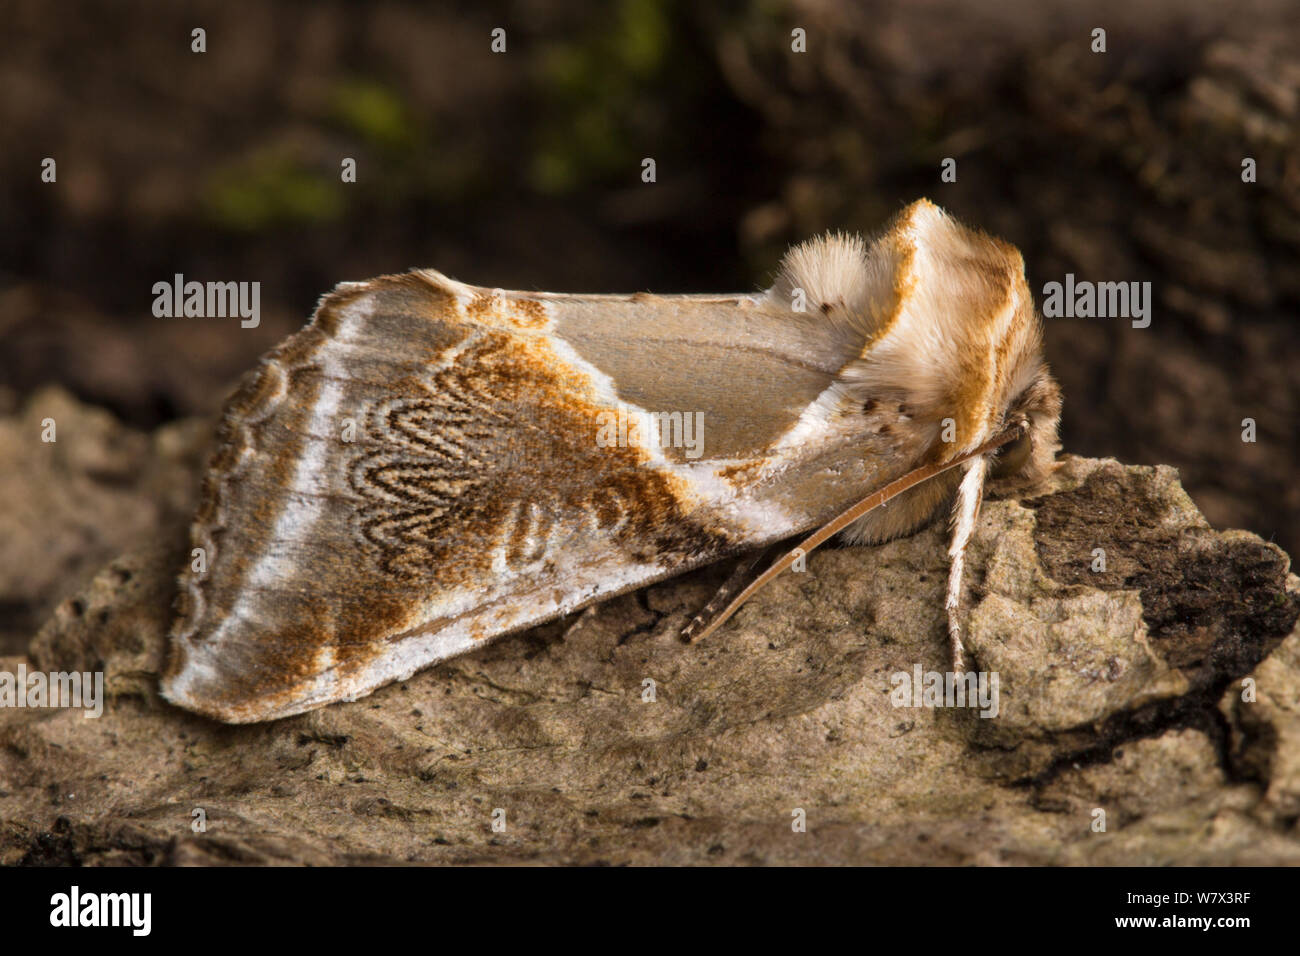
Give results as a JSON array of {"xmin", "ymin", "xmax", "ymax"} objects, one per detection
[{"xmin": 2, "ymin": 0, "xmax": 1298, "ymax": 640}]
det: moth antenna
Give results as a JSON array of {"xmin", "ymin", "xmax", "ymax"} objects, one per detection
[
  {"xmin": 945, "ymin": 455, "xmax": 988, "ymax": 673},
  {"xmin": 680, "ymin": 546, "xmax": 775, "ymax": 643},
  {"xmin": 683, "ymin": 421, "xmax": 1029, "ymax": 645}
]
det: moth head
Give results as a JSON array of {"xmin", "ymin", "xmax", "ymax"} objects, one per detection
[{"xmin": 987, "ymin": 364, "xmax": 1062, "ymax": 493}]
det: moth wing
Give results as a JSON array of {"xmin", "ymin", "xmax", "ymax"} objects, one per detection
[{"xmin": 162, "ymin": 273, "xmax": 886, "ymax": 722}]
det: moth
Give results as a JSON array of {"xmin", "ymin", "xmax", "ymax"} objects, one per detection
[{"xmin": 162, "ymin": 199, "xmax": 1061, "ymax": 723}]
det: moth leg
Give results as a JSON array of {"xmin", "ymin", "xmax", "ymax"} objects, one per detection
[
  {"xmin": 681, "ymin": 547, "xmax": 775, "ymax": 643},
  {"xmin": 946, "ymin": 455, "xmax": 988, "ymax": 672}
]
